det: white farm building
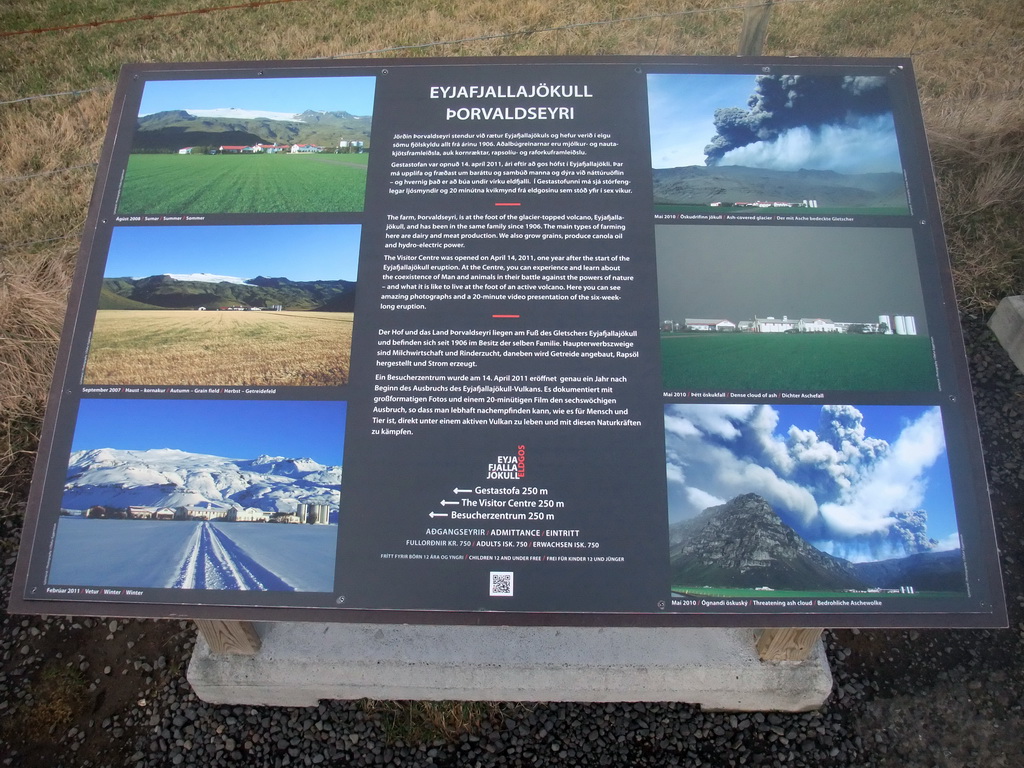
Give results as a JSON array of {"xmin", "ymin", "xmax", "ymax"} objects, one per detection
[
  {"xmin": 754, "ymin": 316, "xmax": 798, "ymax": 333},
  {"xmin": 683, "ymin": 318, "xmax": 736, "ymax": 332}
]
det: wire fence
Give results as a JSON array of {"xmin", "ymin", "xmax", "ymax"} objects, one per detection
[
  {"xmin": 0, "ymin": 0, "xmax": 310, "ymax": 38},
  {"xmin": 2, "ymin": 0, "xmax": 1019, "ymax": 253}
]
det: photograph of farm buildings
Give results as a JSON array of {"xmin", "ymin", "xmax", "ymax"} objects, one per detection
[
  {"xmin": 665, "ymin": 403, "xmax": 965, "ymax": 599},
  {"xmin": 117, "ymin": 75, "xmax": 375, "ymax": 214},
  {"xmin": 656, "ymin": 225, "xmax": 937, "ymax": 392},
  {"xmin": 48, "ymin": 399, "xmax": 345, "ymax": 592},
  {"xmin": 83, "ymin": 224, "xmax": 359, "ymax": 387},
  {"xmin": 668, "ymin": 314, "xmax": 918, "ymax": 335},
  {"xmin": 647, "ymin": 72, "xmax": 911, "ymax": 215}
]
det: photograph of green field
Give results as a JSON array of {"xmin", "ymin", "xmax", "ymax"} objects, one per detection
[
  {"xmin": 661, "ymin": 332, "xmax": 937, "ymax": 391},
  {"xmin": 83, "ymin": 224, "xmax": 360, "ymax": 387},
  {"xmin": 671, "ymin": 586, "xmax": 961, "ymax": 600},
  {"xmin": 85, "ymin": 309, "xmax": 353, "ymax": 386},
  {"xmin": 117, "ymin": 74, "xmax": 375, "ymax": 214},
  {"xmin": 656, "ymin": 224, "xmax": 934, "ymax": 392},
  {"xmin": 654, "ymin": 204, "xmax": 905, "ymax": 217},
  {"xmin": 117, "ymin": 153, "xmax": 369, "ymax": 214}
]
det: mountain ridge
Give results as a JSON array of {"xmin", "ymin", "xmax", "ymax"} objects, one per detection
[
  {"xmin": 62, "ymin": 447, "xmax": 341, "ymax": 516},
  {"xmin": 99, "ymin": 274, "xmax": 356, "ymax": 311},
  {"xmin": 652, "ymin": 164, "xmax": 908, "ymax": 208},
  {"xmin": 669, "ymin": 493, "xmax": 964, "ymax": 592},
  {"xmin": 133, "ymin": 108, "xmax": 372, "ymax": 152}
]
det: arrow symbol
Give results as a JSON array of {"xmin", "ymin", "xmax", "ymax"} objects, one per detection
[
  {"xmin": 453, "ymin": 487, "xmax": 474, "ymax": 494},
  {"xmin": 428, "ymin": 511, "xmax": 449, "ymax": 518},
  {"xmin": 440, "ymin": 500, "xmax": 460, "ymax": 506}
]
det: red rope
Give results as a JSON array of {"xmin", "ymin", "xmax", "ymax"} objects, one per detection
[{"xmin": 1, "ymin": 0, "xmax": 310, "ymax": 38}]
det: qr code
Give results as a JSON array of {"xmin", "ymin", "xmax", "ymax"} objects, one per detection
[{"xmin": 489, "ymin": 571, "xmax": 514, "ymax": 597}]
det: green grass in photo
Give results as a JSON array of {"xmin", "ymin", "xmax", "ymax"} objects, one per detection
[
  {"xmin": 671, "ymin": 586, "xmax": 961, "ymax": 599},
  {"xmin": 661, "ymin": 332, "xmax": 938, "ymax": 392},
  {"xmin": 654, "ymin": 204, "xmax": 910, "ymax": 217},
  {"xmin": 117, "ymin": 153, "xmax": 369, "ymax": 214}
]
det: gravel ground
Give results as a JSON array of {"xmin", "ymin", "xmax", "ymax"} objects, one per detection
[{"xmin": 2, "ymin": 312, "xmax": 1021, "ymax": 767}]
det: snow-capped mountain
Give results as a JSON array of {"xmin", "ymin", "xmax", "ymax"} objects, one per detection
[
  {"xmin": 62, "ymin": 448, "xmax": 341, "ymax": 515},
  {"xmin": 181, "ymin": 108, "xmax": 306, "ymax": 122},
  {"xmin": 161, "ymin": 273, "xmax": 254, "ymax": 285}
]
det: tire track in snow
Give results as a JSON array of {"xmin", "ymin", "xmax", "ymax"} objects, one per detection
[
  {"xmin": 172, "ymin": 523, "xmax": 205, "ymax": 589},
  {"xmin": 172, "ymin": 521, "xmax": 295, "ymax": 591}
]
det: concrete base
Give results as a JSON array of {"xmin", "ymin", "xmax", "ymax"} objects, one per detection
[
  {"xmin": 989, "ymin": 295, "xmax": 1024, "ymax": 373},
  {"xmin": 187, "ymin": 623, "xmax": 833, "ymax": 712}
]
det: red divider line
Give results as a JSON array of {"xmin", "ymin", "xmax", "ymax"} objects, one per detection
[
  {"xmin": 1, "ymin": 0, "xmax": 309, "ymax": 37},
  {"xmin": 493, "ymin": 315, "xmax": 521, "ymax": 318}
]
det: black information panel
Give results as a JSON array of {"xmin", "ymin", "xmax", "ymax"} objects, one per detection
[{"xmin": 11, "ymin": 57, "xmax": 1006, "ymax": 627}]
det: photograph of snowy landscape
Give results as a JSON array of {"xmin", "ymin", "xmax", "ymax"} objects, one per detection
[
  {"xmin": 647, "ymin": 72, "xmax": 910, "ymax": 215},
  {"xmin": 48, "ymin": 399, "xmax": 345, "ymax": 592},
  {"xmin": 665, "ymin": 403, "xmax": 966, "ymax": 599},
  {"xmin": 83, "ymin": 224, "xmax": 359, "ymax": 387},
  {"xmin": 118, "ymin": 75, "xmax": 376, "ymax": 214}
]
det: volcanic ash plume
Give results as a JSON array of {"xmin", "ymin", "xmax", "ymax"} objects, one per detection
[{"xmin": 703, "ymin": 74, "xmax": 893, "ymax": 168}]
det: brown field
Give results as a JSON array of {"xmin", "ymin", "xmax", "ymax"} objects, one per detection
[{"xmin": 83, "ymin": 310, "xmax": 353, "ymax": 387}]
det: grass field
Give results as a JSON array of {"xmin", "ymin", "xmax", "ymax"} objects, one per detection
[
  {"xmin": 83, "ymin": 310, "xmax": 353, "ymax": 387},
  {"xmin": 654, "ymin": 204, "xmax": 909, "ymax": 217},
  {"xmin": 661, "ymin": 332, "xmax": 938, "ymax": 392},
  {"xmin": 116, "ymin": 153, "xmax": 369, "ymax": 214},
  {"xmin": 671, "ymin": 586, "xmax": 962, "ymax": 600}
]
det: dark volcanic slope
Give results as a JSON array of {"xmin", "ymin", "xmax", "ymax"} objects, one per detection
[
  {"xmin": 669, "ymin": 493, "xmax": 866, "ymax": 590},
  {"xmin": 851, "ymin": 548, "xmax": 966, "ymax": 592},
  {"xmin": 652, "ymin": 165, "xmax": 908, "ymax": 208}
]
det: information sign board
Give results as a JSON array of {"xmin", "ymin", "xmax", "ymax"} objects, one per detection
[{"xmin": 11, "ymin": 56, "xmax": 1006, "ymax": 627}]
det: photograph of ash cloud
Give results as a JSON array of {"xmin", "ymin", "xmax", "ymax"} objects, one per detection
[
  {"xmin": 656, "ymin": 225, "xmax": 937, "ymax": 393},
  {"xmin": 647, "ymin": 72, "xmax": 910, "ymax": 215},
  {"xmin": 665, "ymin": 403, "xmax": 966, "ymax": 599}
]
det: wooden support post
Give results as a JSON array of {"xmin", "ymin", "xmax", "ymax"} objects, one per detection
[
  {"xmin": 737, "ymin": 0, "xmax": 774, "ymax": 56},
  {"xmin": 756, "ymin": 627, "xmax": 822, "ymax": 662},
  {"xmin": 195, "ymin": 619, "xmax": 262, "ymax": 655}
]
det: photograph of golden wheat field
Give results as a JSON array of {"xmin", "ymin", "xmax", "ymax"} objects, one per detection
[{"xmin": 82, "ymin": 224, "xmax": 359, "ymax": 387}]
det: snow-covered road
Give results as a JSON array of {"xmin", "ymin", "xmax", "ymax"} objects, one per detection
[
  {"xmin": 172, "ymin": 522, "xmax": 295, "ymax": 590},
  {"xmin": 47, "ymin": 518, "xmax": 337, "ymax": 592}
]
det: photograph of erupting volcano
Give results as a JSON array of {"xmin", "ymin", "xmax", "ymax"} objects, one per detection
[
  {"xmin": 665, "ymin": 403, "xmax": 966, "ymax": 601},
  {"xmin": 647, "ymin": 73, "xmax": 911, "ymax": 215}
]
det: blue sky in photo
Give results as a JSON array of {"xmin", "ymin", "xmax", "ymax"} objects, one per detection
[
  {"xmin": 647, "ymin": 74, "xmax": 756, "ymax": 168},
  {"xmin": 103, "ymin": 224, "xmax": 361, "ymax": 282},
  {"xmin": 71, "ymin": 399, "xmax": 347, "ymax": 466},
  {"xmin": 646, "ymin": 72, "xmax": 902, "ymax": 174},
  {"xmin": 138, "ymin": 76, "xmax": 377, "ymax": 117},
  {"xmin": 664, "ymin": 403, "xmax": 959, "ymax": 560}
]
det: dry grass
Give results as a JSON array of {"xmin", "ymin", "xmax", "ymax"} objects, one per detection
[
  {"xmin": 362, "ymin": 699, "xmax": 532, "ymax": 744},
  {"xmin": 2, "ymin": 0, "xmax": 1023, "ymax": 491},
  {"xmin": 83, "ymin": 310, "xmax": 354, "ymax": 386},
  {"xmin": 4, "ymin": 662, "xmax": 89, "ymax": 741}
]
